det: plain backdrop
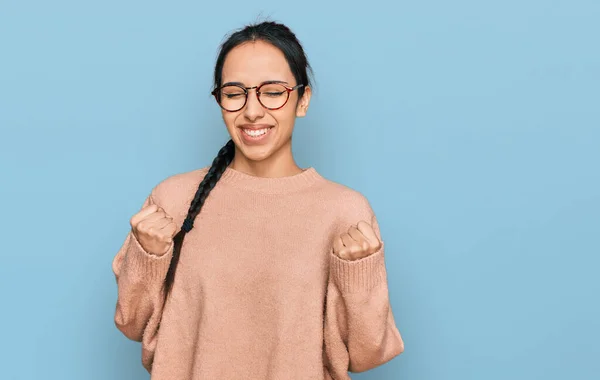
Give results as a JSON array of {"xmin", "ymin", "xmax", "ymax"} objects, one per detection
[{"xmin": 1, "ymin": 0, "xmax": 599, "ymax": 379}]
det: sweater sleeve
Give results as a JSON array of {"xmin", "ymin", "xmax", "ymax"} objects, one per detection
[
  {"xmin": 112, "ymin": 193, "xmax": 173, "ymax": 371},
  {"xmin": 323, "ymin": 214, "xmax": 404, "ymax": 375}
]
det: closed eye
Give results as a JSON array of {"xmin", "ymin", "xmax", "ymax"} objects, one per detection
[
  {"xmin": 224, "ymin": 93, "xmax": 245, "ymax": 99},
  {"xmin": 262, "ymin": 91, "xmax": 286, "ymax": 97}
]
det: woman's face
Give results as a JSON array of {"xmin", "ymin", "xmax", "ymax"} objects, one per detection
[{"xmin": 218, "ymin": 40, "xmax": 311, "ymax": 163}]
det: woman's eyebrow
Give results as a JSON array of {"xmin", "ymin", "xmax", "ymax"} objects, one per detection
[
  {"xmin": 221, "ymin": 80, "xmax": 290, "ymax": 87},
  {"xmin": 261, "ymin": 80, "xmax": 289, "ymax": 85},
  {"xmin": 222, "ymin": 81, "xmax": 245, "ymax": 87}
]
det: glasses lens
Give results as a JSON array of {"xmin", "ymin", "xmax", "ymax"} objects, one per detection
[
  {"xmin": 258, "ymin": 84, "xmax": 288, "ymax": 109},
  {"xmin": 219, "ymin": 85, "xmax": 246, "ymax": 111}
]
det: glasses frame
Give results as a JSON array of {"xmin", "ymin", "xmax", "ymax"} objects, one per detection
[{"xmin": 211, "ymin": 81, "xmax": 305, "ymax": 112}]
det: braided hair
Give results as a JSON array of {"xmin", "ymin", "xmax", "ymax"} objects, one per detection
[
  {"xmin": 163, "ymin": 20, "xmax": 312, "ymax": 297},
  {"xmin": 163, "ymin": 139, "xmax": 235, "ymax": 296}
]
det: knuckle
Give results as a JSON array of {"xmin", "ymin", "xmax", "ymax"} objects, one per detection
[{"xmin": 370, "ymin": 242, "xmax": 381, "ymax": 253}]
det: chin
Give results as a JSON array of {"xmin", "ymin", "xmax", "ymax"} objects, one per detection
[
  {"xmin": 236, "ymin": 143, "xmax": 275, "ymax": 162},
  {"xmin": 246, "ymin": 148, "xmax": 275, "ymax": 163}
]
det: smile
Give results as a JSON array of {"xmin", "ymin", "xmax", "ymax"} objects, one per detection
[
  {"xmin": 242, "ymin": 128, "xmax": 271, "ymax": 137},
  {"xmin": 238, "ymin": 125, "xmax": 275, "ymax": 145}
]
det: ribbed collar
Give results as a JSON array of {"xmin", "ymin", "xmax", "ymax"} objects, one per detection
[{"xmin": 216, "ymin": 166, "xmax": 325, "ymax": 194}]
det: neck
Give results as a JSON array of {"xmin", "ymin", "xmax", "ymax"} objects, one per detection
[{"xmin": 229, "ymin": 142, "xmax": 304, "ymax": 178}]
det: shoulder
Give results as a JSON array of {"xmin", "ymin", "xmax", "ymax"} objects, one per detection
[
  {"xmin": 151, "ymin": 166, "xmax": 209, "ymax": 201},
  {"xmin": 145, "ymin": 166, "xmax": 210, "ymax": 219},
  {"xmin": 316, "ymin": 174, "xmax": 379, "ymax": 234},
  {"xmin": 321, "ymin": 178, "xmax": 372, "ymax": 213}
]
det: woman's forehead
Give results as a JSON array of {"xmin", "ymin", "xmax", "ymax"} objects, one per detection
[{"xmin": 221, "ymin": 41, "xmax": 294, "ymax": 85}]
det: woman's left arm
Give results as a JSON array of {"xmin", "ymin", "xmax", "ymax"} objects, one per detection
[{"xmin": 323, "ymin": 214, "xmax": 404, "ymax": 375}]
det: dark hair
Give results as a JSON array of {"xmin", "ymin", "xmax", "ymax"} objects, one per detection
[{"xmin": 163, "ymin": 21, "xmax": 313, "ymax": 297}]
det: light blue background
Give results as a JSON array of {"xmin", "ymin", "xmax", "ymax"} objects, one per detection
[{"xmin": 1, "ymin": 0, "xmax": 598, "ymax": 379}]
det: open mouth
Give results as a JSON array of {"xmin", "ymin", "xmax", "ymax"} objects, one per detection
[
  {"xmin": 238, "ymin": 125, "xmax": 275, "ymax": 144},
  {"xmin": 242, "ymin": 127, "xmax": 272, "ymax": 137}
]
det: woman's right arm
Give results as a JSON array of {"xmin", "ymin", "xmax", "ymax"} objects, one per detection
[{"xmin": 112, "ymin": 193, "xmax": 175, "ymax": 360}]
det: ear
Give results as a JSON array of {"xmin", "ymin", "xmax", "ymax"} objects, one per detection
[{"xmin": 295, "ymin": 86, "xmax": 312, "ymax": 117}]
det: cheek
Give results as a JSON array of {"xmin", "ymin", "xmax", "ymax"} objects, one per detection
[
  {"xmin": 222, "ymin": 111, "xmax": 238, "ymax": 130},
  {"xmin": 271, "ymin": 107, "xmax": 297, "ymax": 132}
]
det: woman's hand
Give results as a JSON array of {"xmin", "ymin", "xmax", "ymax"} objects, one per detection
[
  {"xmin": 333, "ymin": 220, "xmax": 382, "ymax": 261},
  {"xmin": 130, "ymin": 204, "xmax": 177, "ymax": 256}
]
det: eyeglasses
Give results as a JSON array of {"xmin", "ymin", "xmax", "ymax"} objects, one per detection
[{"xmin": 211, "ymin": 81, "xmax": 304, "ymax": 112}]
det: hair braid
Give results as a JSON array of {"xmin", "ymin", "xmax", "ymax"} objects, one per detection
[{"xmin": 163, "ymin": 139, "xmax": 235, "ymax": 296}]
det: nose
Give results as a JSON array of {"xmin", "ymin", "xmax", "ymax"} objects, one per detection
[{"xmin": 243, "ymin": 88, "xmax": 265, "ymax": 121}]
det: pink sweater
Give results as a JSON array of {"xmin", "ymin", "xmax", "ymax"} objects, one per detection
[{"xmin": 112, "ymin": 166, "xmax": 404, "ymax": 379}]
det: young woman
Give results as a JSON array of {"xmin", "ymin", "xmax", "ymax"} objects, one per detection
[{"xmin": 112, "ymin": 21, "xmax": 404, "ymax": 379}]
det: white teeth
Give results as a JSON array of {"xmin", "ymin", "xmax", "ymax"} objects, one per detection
[{"xmin": 243, "ymin": 128, "xmax": 269, "ymax": 137}]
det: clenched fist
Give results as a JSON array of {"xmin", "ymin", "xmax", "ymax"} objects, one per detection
[
  {"xmin": 333, "ymin": 220, "xmax": 382, "ymax": 261},
  {"xmin": 130, "ymin": 204, "xmax": 178, "ymax": 256}
]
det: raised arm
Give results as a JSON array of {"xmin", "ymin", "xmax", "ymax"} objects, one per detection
[
  {"xmin": 323, "ymin": 209, "xmax": 404, "ymax": 376},
  {"xmin": 112, "ymin": 193, "xmax": 175, "ymax": 370}
]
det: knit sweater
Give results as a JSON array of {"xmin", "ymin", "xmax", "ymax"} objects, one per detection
[{"xmin": 112, "ymin": 165, "xmax": 404, "ymax": 379}]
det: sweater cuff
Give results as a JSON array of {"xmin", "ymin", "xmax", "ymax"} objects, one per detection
[
  {"xmin": 329, "ymin": 243, "xmax": 386, "ymax": 294},
  {"xmin": 125, "ymin": 231, "xmax": 173, "ymax": 282}
]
